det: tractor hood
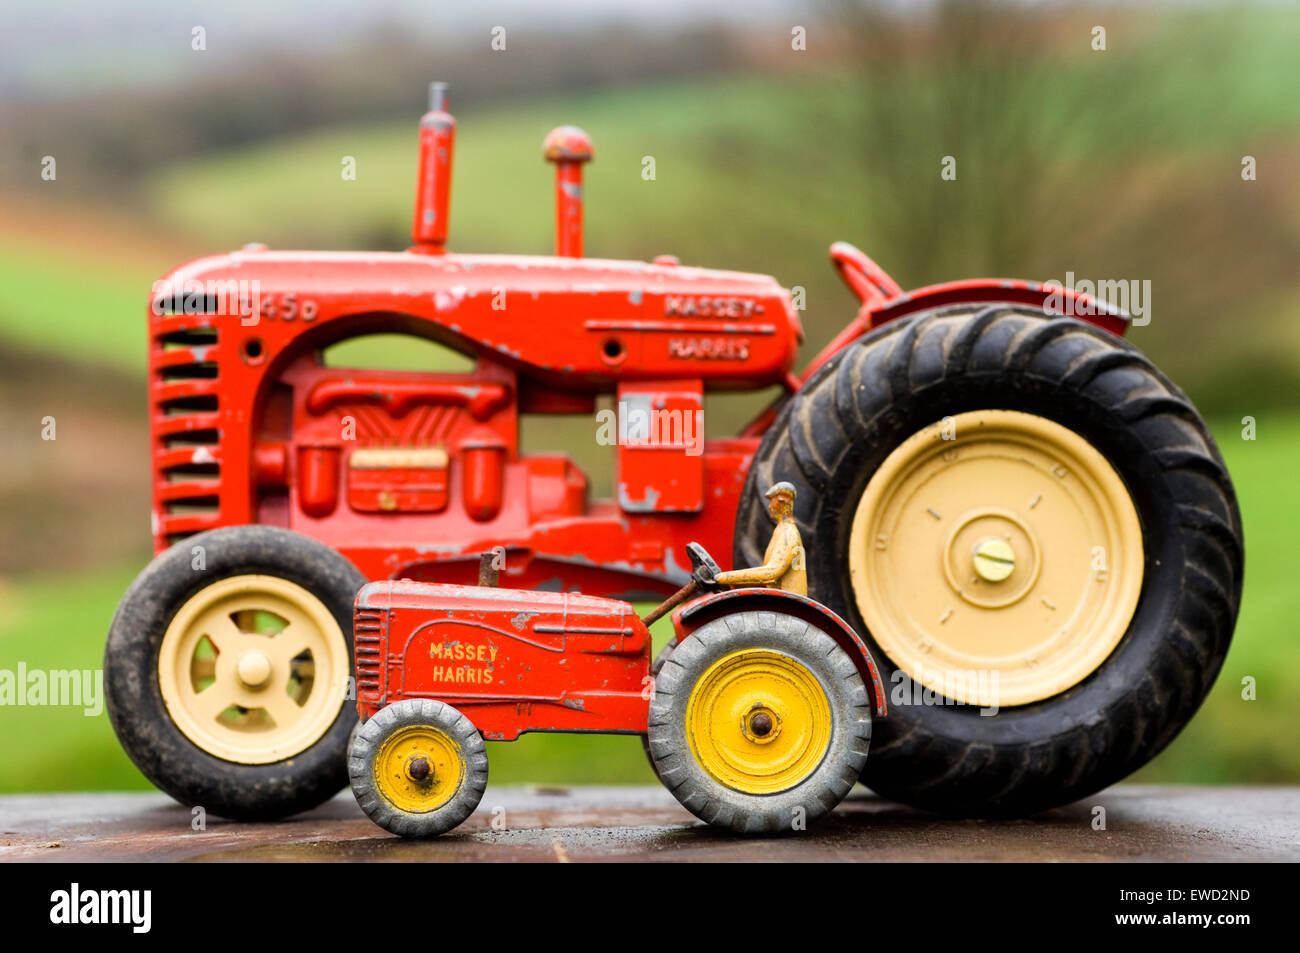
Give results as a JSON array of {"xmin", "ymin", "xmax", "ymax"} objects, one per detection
[{"xmin": 151, "ymin": 249, "xmax": 803, "ymax": 389}]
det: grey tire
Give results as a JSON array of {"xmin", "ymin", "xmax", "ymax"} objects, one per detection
[
  {"xmin": 648, "ymin": 610, "xmax": 871, "ymax": 834},
  {"xmin": 348, "ymin": 699, "xmax": 488, "ymax": 838},
  {"xmin": 348, "ymin": 717, "xmax": 364, "ymax": 758},
  {"xmin": 640, "ymin": 637, "xmax": 679, "ymax": 779}
]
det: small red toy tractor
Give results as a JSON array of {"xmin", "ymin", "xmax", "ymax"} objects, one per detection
[
  {"xmin": 105, "ymin": 83, "xmax": 1242, "ymax": 823},
  {"xmin": 348, "ymin": 544, "xmax": 886, "ymax": 836}
]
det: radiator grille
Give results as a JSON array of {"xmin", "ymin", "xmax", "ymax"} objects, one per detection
[
  {"xmin": 353, "ymin": 608, "xmax": 386, "ymax": 700},
  {"xmin": 151, "ymin": 317, "xmax": 222, "ymax": 548}
]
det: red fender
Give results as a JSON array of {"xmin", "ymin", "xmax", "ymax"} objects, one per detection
[
  {"xmin": 670, "ymin": 587, "xmax": 888, "ymax": 717},
  {"xmin": 802, "ymin": 244, "xmax": 1130, "ymax": 388},
  {"xmin": 741, "ymin": 245, "xmax": 1133, "ymax": 437}
]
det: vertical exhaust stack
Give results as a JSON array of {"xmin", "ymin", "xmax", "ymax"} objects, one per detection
[
  {"xmin": 543, "ymin": 125, "xmax": 594, "ymax": 258},
  {"xmin": 412, "ymin": 82, "xmax": 456, "ymax": 252}
]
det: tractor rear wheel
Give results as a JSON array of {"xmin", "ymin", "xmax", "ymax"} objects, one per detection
[
  {"xmin": 104, "ymin": 526, "xmax": 365, "ymax": 820},
  {"xmin": 648, "ymin": 610, "xmax": 872, "ymax": 833},
  {"xmin": 737, "ymin": 305, "xmax": 1243, "ymax": 816}
]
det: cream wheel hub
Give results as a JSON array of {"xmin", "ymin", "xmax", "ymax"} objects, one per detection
[
  {"xmin": 848, "ymin": 410, "xmax": 1144, "ymax": 707},
  {"xmin": 158, "ymin": 574, "xmax": 348, "ymax": 764},
  {"xmin": 943, "ymin": 509, "xmax": 1041, "ymax": 608},
  {"xmin": 236, "ymin": 650, "xmax": 273, "ymax": 689}
]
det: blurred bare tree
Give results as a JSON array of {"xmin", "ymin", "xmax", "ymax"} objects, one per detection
[
  {"xmin": 832, "ymin": 0, "xmax": 1300, "ymax": 413},
  {"xmin": 836, "ymin": 0, "xmax": 1106, "ymax": 283}
]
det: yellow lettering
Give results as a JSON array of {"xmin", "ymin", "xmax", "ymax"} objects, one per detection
[{"xmin": 426, "ymin": 645, "xmax": 503, "ymax": 685}]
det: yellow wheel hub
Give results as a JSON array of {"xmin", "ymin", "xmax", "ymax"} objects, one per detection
[
  {"xmin": 686, "ymin": 649, "xmax": 832, "ymax": 794},
  {"xmin": 848, "ymin": 410, "xmax": 1144, "ymax": 707},
  {"xmin": 158, "ymin": 574, "xmax": 348, "ymax": 764},
  {"xmin": 373, "ymin": 725, "xmax": 465, "ymax": 814}
]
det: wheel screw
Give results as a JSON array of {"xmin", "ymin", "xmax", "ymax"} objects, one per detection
[{"xmin": 973, "ymin": 537, "xmax": 1016, "ymax": 583}]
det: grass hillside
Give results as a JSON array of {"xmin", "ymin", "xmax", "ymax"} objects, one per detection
[{"xmin": 0, "ymin": 238, "xmax": 151, "ymax": 374}]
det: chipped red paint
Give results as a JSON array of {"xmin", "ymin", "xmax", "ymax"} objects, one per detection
[
  {"xmin": 673, "ymin": 587, "xmax": 888, "ymax": 717},
  {"xmin": 147, "ymin": 87, "xmax": 1135, "ymax": 601}
]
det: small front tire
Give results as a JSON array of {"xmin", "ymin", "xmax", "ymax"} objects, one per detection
[
  {"xmin": 640, "ymin": 637, "xmax": 679, "ymax": 779},
  {"xmin": 349, "ymin": 699, "xmax": 488, "ymax": 838}
]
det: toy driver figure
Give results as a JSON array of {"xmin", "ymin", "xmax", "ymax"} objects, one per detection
[{"xmin": 714, "ymin": 482, "xmax": 807, "ymax": 596}]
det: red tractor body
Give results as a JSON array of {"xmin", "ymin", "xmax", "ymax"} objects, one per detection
[
  {"xmin": 346, "ymin": 572, "xmax": 892, "ymax": 837},
  {"xmin": 148, "ymin": 249, "xmax": 800, "ymax": 596},
  {"xmin": 353, "ymin": 579, "xmax": 654, "ymax": 739},
  {"xmin": 146, "ymin": 86, "xmax": 1124, "ymax": 600}
]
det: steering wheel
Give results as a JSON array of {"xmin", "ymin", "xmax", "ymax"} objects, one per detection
[{"xmin": 685, "ymin": 542, "xmax": 724, "ymax": 591}]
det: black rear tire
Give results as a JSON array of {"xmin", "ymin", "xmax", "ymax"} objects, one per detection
[{"xmin": 737, "ymin": 305, "xmax": 1243, "ymax": 816}]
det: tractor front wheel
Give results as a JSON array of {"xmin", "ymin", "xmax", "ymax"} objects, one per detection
[
  {"xmin": 640, "ymin": 637, "xmax": 678, "ymax": 780},
  {"xmin": 738, "ymin": 305, "xmax": 1243, "ymax": 816},
  {"xmin": 104, "ymin": 526, "xmax": 365, "ymax": 820},
  {"xmin": 349, "ymin": 699, "xmax": 488, "ymax": 838}
]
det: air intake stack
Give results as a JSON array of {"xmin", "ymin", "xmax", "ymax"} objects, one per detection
[
  {"xmin": 543, "ymin": 125, "xmax": 594, "ymax": 258},
  {"xmin": 412, "ymin": 82, "xmax": 455, "ymax": 252}
]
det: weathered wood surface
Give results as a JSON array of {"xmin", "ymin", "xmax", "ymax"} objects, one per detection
[{"xmin": 2, "ymin": 785, "xmax": 1297, "ymax": 862}]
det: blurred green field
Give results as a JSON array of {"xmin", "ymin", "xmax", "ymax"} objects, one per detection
[
  {"xmin": 0, "ymin": 415, "xmax": 1291, "ymax": 792},
  {"xmin": 0, "ymin": 237, "xmax": 150, "ymax": 374}
]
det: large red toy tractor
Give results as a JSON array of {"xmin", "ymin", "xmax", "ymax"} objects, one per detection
[{"xmin": 105, "ymin": 83, "xmax": 1242, "ymax": 823}]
